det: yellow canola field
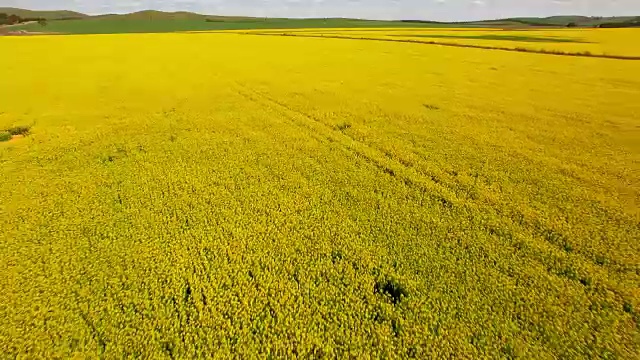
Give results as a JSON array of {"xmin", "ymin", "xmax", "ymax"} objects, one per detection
[
  {"xmin": 253, "ymin": 27, "xmax": 640, "ymax": 57},
  {"xmin": 1, "ymin": 32, "xmax": 639, "ymax": 358}
]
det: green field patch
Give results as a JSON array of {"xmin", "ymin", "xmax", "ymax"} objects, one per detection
[{"xmin": 18, "ymin": 18, "xmax": 476, "ymax": 34}]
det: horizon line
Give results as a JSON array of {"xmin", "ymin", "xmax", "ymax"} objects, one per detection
[{"xmin": 1, "ymin": 7, "xmax": 638, "ymax": 23}]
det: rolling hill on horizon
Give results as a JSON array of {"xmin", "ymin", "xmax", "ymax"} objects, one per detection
[
  {"xmin": 2, "ymin": 7, "xmax": 638, "ymax": 24},
  {"xmin": 0, "ymin": 7, "xmax": 87, "ymax": 20},
  {"xmin": 2, "ymin": 7, "xmax": 639, "ymax": 35}
]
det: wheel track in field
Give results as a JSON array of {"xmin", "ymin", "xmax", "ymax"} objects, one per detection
[
  {"xmin": 71, "ymin": 289, "xmax": 108, "ymax": 356},
  {"xmin": 238, "ymin": 32, "xmax": 640, "ymax": 61},
  {"xmin": 232, "ymin": 82, "xmax": 638, "ymax": 307},
  {"xmin": 235, "ymin": 82, "xmax": 455, "ymax": 205}
]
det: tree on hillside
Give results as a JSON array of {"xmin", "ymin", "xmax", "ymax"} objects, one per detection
[
  {"xmin": 7, "ymin": 14, "xmax": 21, "ymax": 25},
  {"xmin": 0, "ymin": 13, "xmax": 47, "ymax": 26}
]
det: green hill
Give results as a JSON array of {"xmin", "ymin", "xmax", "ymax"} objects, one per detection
[
  {"xmin": 93, "ymin": 10, "xmax": 209, "ymax": 21},
  {"xmin": 0, "ymin": 7, "xmax": 87, "ymax": 20},
  {"xmin": 93, "ymin": 10, "xmax": 287, "ymax": 22}
]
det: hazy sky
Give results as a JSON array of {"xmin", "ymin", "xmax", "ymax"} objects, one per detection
[{"xmin": 2, "ymin": 0, "xmax": 639, "ymax": 21}]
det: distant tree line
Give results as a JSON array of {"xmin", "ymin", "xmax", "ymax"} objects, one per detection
[
  {"xmin": 400, "ymin": 17, "xmax": 640, "ymax": 28},
  {"xmin": 400, "ymin": 20, "xmax": 447, "ymax": 24},
  {"xmin": 597, "ymin": 17, "xmax": 640, "ymax": 28},
  {"xmin": 0, "ymin": 13, "xmax": 47, "ymax": 26}
]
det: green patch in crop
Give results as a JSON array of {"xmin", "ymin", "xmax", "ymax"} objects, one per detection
[
  {"xmin": 579, "ymin": 277, "xmax": 592, "ymax": 287},
  {"xmin": 99, "ymin": 146, "xmax": 136, "ymax": 164},
  {"xmin": 555, "ymin": 267, "xmax": 592, "ymax": 287},
  {"xmin": 335, "ymin": 122, "xmax": 352, "ymax": 131},
  {"xmin": 100, "ymin": 154, "xmax": 118, "ymax": 163},
  {"xmin": 375, "ymin": 278, "xmax": 409, "ymax": 304},
  {"xmin": 594, "ymin": 255, "xmax": 608, "ymax": 266},
  {"xmin": 437, "ymin": 196, "xmax": 453, "ymax": 209},
  {"xmin": 391, "ymin": 318, "xmax": 403, "ymax": 336},
  {"xmin": 423, "ymin": 103, "xmax": 440, "ymax": 110},
  {"xmin": 331, "ymin": 249, "xmax": 344, "ymax": 263},
  {"xmin": 557, "ymin": 267, "xmax": 579, "ymax": 282},
  {"xmin": 470, "ymin": 331, "xmax": 489, "ymax": 349},
  {"xmin": 429, "ymin": 322, "xmax": 442, "ymax": 336},
  {"xmin": 623, "ymin": 302, "xmax": 634, "ymax": 314},
  {"xmin": 406, "ymin": 346, "xmax": 418, "ymax": 358},
  {"xmin": 184, "ymin": 283, "xmax": 193, "ymax": 303},
  {"xmin": 1, "ymin": 125, "xmax": 31, "ymax": 142},
  {"xmin": 382, "ymin": 166, "xmax": 396, "ymax": 177},
  {"xmin": 541, "ymin": 228, "xmax": 572, "ymax": 252},
  {"xmin": 563, "ymin": 242, "xmax": 574, "ymax": 253},
  {"xmin": 0, "ymin": 131, "xmax": 11, "ymax": 142},
  {"xmin": 162, "ymin": 341, "xmax": 175, "ymax": 359},
  {"xmin": 371, "ymin": 305, "xmax": 388, "ymax": 323},
  {"xmin": 501, "ymin": 342, "xmax": 519, "ymax": 358},
  {"xmin": 6, "ymin": 125, "xmax": 31, "ymax": 136}
]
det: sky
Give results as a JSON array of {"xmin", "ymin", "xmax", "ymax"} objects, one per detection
[{"xmin": 1, "ymin": 0, "xmax": 639, "ymax": 21}]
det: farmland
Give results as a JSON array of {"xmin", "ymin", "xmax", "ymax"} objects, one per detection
[
  {"xmin": 242, "ymin": 28, "xmax": 640, "ymax": 58},
  {"xmin": 5, "ymin": 9, "xmax": 640, "ymax": 35},
  {"xmin": 13, "ymin": 17, "xmax": 449, "ymax": 34},
  {"xmin": 1, "ymin": 29, "xmax": 639, "ymax": 358},
  {"xmin": 9, "ymin": 14, "xmax": 467, "ymax": 35}
]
